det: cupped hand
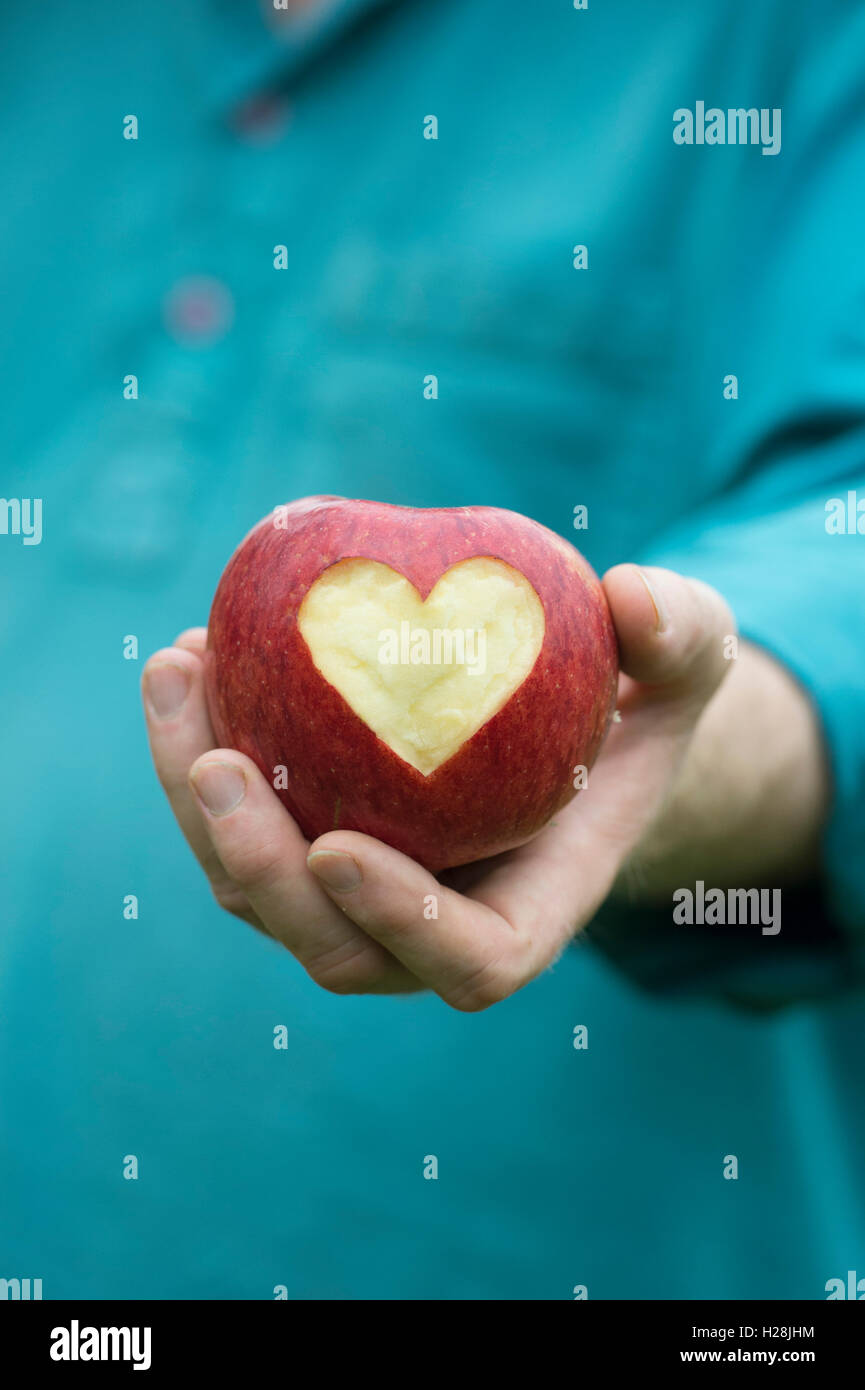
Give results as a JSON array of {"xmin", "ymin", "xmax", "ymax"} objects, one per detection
[{"xmin": 141, "ymin": 565, "xmax": 735, "ymax": 1010}]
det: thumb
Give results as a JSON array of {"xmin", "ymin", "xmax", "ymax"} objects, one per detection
[{"xmin": 603, "ymin": 564, "xmax": 737, "ymax": 703}]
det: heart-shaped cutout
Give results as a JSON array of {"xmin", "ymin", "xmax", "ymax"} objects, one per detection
[{"xmin": 298, "ymin": 556, "xmax": 545, "ymax": 774}]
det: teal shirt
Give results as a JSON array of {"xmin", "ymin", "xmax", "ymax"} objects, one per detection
[{"xmin": 2, "ymin": 0, "xmax": 864, "ymax": 1298}]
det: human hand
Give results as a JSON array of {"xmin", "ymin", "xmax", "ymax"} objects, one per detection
[{"xmin": 141, "ymin": 564, "xmax": 734, "ymax": 1009}]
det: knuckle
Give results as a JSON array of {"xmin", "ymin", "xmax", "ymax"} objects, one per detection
[
  {"xmin": 220, "ymin": 833, "xmax": 284, "ymax": 889},
  {"xmin": 444, "ymin": 955, "xmax": 520, "ymax": 1013},
  {"xmin": 680, "ymin": 588, "xmax": 734, "ymax": 677},
  {"xmin": 304, "ymin": 936, "xmax": 383, "ymax": 995},
  {"xmin": 312, "ymin": 971, "xmax": 366, "ymax": 997},
  {"xmin": 678, "ymin": 630, "xmax": 730, "ymax": 704},
  {"xmin": 684, "ymin": 619, "xmax": 722, "ymax": 672},
  {"xmin": 210, "ymin": 879, "xmax": 251, "ymax": 918}
]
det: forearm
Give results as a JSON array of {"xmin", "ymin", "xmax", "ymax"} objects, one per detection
[{"xmin": 613, "ymin": 640, "xmax": 830, "ymax": 902}]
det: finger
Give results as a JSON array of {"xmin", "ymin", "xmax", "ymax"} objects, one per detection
[
  {"xmin": 603, "ymin": 564, "xmax": 736, "ymax": 703},
  {"xmin": 462, "ymin": 797, "xmax": 625, "ymax": 941},
  {"xmin": 142, "ymin": 647, "xmax": 261, "ymax": 928},
  {"xmin": 514, "ymin": 566, "xmax": 738, "ymax": 869},
  {"xmin": 188, "ymin": 753, "xmax": 419, "ymax": 995},
  {"xmin": 467, "ymin": 569, "xmax": 742, "ymax": 922},
  {"xmin": 173, "ymin": 626, "xmax": 208, "ymax": 656},
  {"xmin": 306, "ymin": 830, "xmax": 546, "ymax": 1011}
]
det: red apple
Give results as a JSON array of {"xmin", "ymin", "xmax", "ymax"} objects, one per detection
[{"xmin": 204, "ymin": 496, "xmax": 618, "ymax": 872}]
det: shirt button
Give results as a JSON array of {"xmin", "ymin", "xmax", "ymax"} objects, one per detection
[
  {"xmin": 229, "ymin": 92, "xmax": 291, "ymax": 145},
  {"xmin": 163, "ymin": 275, "xmax": 234, "ymax": 347}
]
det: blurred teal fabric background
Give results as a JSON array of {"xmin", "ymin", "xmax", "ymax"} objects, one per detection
[{"xmin": 1, "ymin": 0, "xmax": 864, "ymax": 1298}]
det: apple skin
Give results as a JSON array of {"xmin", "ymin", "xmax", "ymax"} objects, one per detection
[{"xmin": 204, "ymin": 496, "xmax": 619, "ymax": 872}]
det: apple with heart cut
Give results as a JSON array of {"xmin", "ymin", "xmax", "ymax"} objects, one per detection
[{"xmin": 204, "ymin": 496, "xmax": 619, "ymax": 872}]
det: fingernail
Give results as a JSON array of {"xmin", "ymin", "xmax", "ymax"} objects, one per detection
[
  {"xmin": 190, "ymin": 761, "xmax": 246, "ymax": 817},
  {"xmin": 307, "ymin": 850, "xmax": 363, "ymax": 892},
  {"xmin": 635, "ymin": 568, "xmax": 670, "ymax": 634},
  {"xmin": 145, "ymin": 664, "xmax": 191, "ymax": 718}
]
